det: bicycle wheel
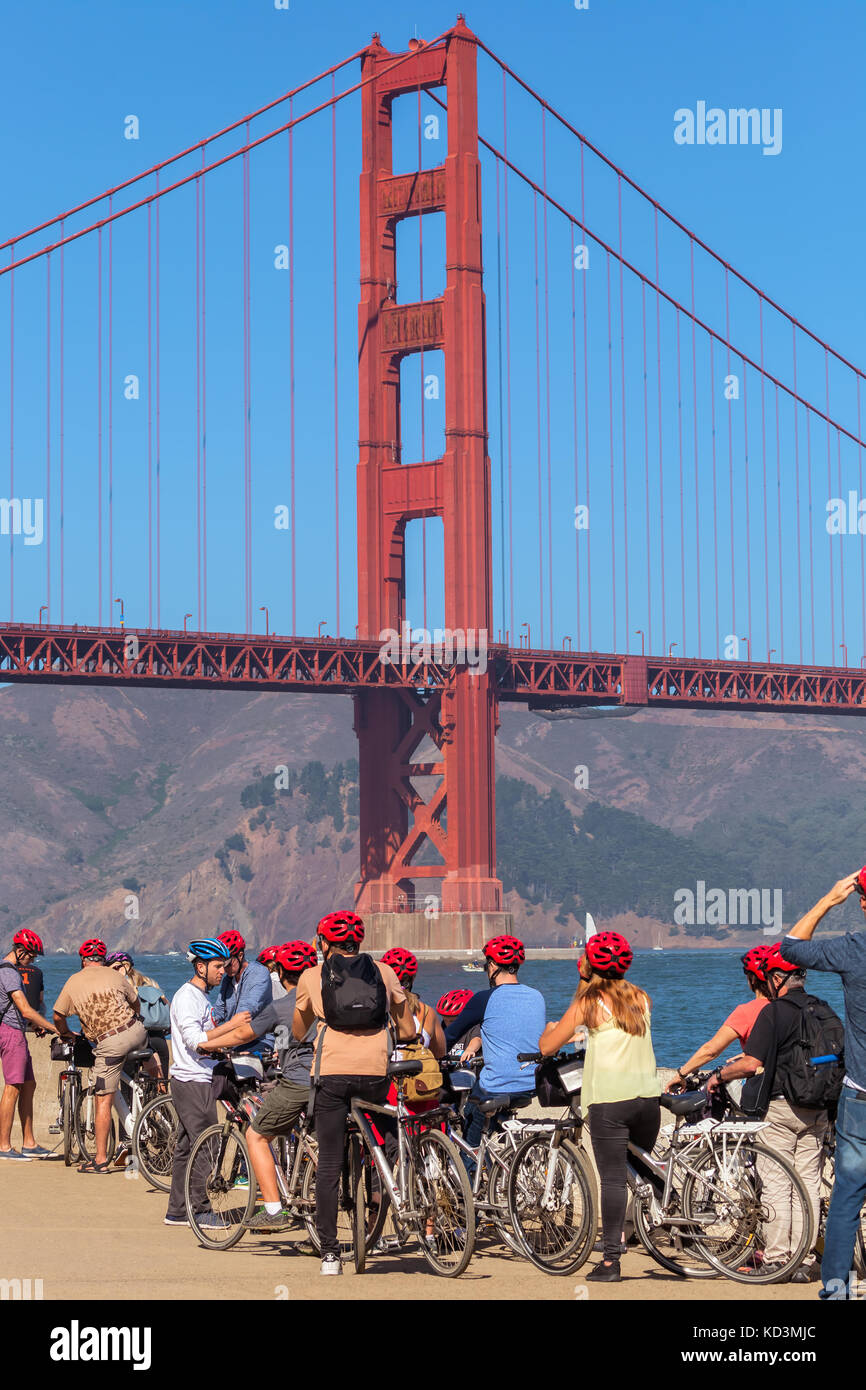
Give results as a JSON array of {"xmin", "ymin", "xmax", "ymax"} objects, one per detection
[
  {"xmin": 185, "ymin": 1124, "xmax": 257, "ymax": 1250},
  {"xmin": 298, "ymin": 1140, "xmax": 389, "ymax": 1256},
  {"xmin": 506, "ymin": 1134, "xmax": 597, "ymax": 1275},
  {"xmin": 74, "ymin": 1085, "xmax": 117, "ymax": 1164},
  {"xmin": 132, "ymin": 1094, "xmax": 179, "ymax": 1191},
  {"xmin": 62, "ymin": 1080, "xmax": 76, "ymax": 1166},
  {"xmin": 631, "ymin": 1182, "xmax": 719, "ymax": 1278},
  {"xmin": 351, "ymin": 1134, "xmax": 367, "ymax": 1274},
  {"xmin": 682, "ymin": 1140, "xmax": 814, "ymax": 1284},
  {"xmin": 412, "ymin": 1128, "xmax": 476, "ymax": 1277}
]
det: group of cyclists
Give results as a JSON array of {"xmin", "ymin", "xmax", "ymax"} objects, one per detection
[{"xmin": 2, "ymin": 864, "xmax": 866, "ymax": 1298}]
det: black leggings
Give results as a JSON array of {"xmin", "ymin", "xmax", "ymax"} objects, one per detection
[
  {"xmin": 312, "ymin": 1074, "xmax": 390, "ymax": 1259},
  {"xmin": 588, "ymin": 1096, "xmax": 661, "ymax": 1261},
  {"xmin": 147, "ymin": 1031, "xmax": 170, "ymax": 1079}
]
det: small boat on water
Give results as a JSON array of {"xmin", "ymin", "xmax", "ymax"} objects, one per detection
[
  {"xmin": 653, "ymin": 931, "xmax": 664, "ymax": 951},
  {"xmin": 462, "ymin": 960, "xmax": 485, "ymax": 973},
  {"xmin": 167, "ymin": 950, "xmax": 181, "ymax": 957}
]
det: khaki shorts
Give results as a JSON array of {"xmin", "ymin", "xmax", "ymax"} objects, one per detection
[
  {"xmin": 92, "ymin": 1021, "xmax": 148, "ymax": 1094},
  {"xmin": 251, "ymin": 1078, "xmax": 309, "ymax": 1137}
]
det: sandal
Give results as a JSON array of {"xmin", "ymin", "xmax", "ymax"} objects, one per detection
[{"xmin": 77, "ymin": 1159, "xmax": 112, "ymax": 1174}]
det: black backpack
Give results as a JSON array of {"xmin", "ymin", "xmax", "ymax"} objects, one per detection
[
  {"xmin": 774, "ymin": 992, "xmax": 846, "ymax": 1111},
  {"xmin": 320, "ymin": 952, "xmax": 388, "ymax": 1031}
]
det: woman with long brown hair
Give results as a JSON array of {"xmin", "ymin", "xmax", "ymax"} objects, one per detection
[{"xmin": 539, "ymin": 931, "xmax": 660, "ymax": 1283}]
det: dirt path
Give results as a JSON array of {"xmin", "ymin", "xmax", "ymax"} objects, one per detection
[{"xmin": 2, "ymin": 1154, "xmax": 817, "ymax": 1303}]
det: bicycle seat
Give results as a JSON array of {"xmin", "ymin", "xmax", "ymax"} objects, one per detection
[
  {"xmin": 388, "ymin": 1059, "xmax": 424, "ymax": 1078},
  {"xmin": 661, "ymin": 1088, "xmax": 708, "ymax": 1117},
  {"xmin": 125, "ymin": 1048, "xmax": 154, "ymax": 1065},
  {"xmin": 477, "ymin": 1094, "xmax": 532, "ymax": 1116}
]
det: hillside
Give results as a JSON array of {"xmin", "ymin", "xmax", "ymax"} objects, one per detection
[{"xmin": 1, "ymin": 683, "xmax": 864, "ymax": 951}]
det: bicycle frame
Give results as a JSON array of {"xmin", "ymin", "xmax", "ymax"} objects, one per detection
[
  {"xmin": 628, "ymin": 1116, "xmax": 770, "ymax": 1228},
  {"xmin": 349, "ymin": 1096, "xmax": 418, "ymax": 1218}
]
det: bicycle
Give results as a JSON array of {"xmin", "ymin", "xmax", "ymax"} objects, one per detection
[
  {"xmin": 503, "ymin": 1051, "xmax": 598, "ymax": 1275},
  {"xmin": 184, "ymin": 1055, "xmax": 387, "ymax": 1255},
  {"xmin": 75, "ymin": 1045, "xmax": 168, "ymax": 1166},
  {"xmin": 347, "ymin": 1057, "xmax": 476, "ymax": 1277},
  {"xmin": 435, "ymin": 1055, "xmax": 527, "ymax": 1257},
  {"xmin": 625, "ymin": 1079, "xmax": 815, "ymax": 1284},
  {"xmin": 50, "ymin": 1033, "xmax": 92, "ymax": 1166}
]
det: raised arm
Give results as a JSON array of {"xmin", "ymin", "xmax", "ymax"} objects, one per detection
[
  {"xmin": 787, "ymin": 872, "xmax": 859, "ymax": 940},
  {"xmin": 539, "ymin": 1000, "xmax": 582, "ymax": 1056},
  {"xmin": 672, "ymin": 1024, "xmax": 739, "ymax": 1083}
]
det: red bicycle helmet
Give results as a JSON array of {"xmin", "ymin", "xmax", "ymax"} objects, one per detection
[
  {"xmin": 317, "ymin": 911, "xmax": 365, "ymax": 945},
  {"xmin": 257, "ymin": 946, "xmax": 279, "ymax": 966},
  {"xmin": 585, "ymin": 932, "xmax": 633, "ymax": 978},
  {"xmin": 381, "ymin": 947, "xmax": 418, "ymax": 983},
  {"xmin": 218, "ymin": 930, "xmax": 246, "ymax": 957},
  {"xmin": 13, "ymin": 929, "xmax": 44, "ymax": 956},
  {"xmin": 741, "ymin": 944, "xmax": 771, "ymax": 981},
  {"xmin": 483, "ymin": 935, "xmax": 525, "ymax": 967},
  {"xmin": 436, "ymin": 988, "xmax": 474, "ymax": 1018},
  {"xmin": 763, "ymin": 943, "xmax": 801, "ymax": 976},
  {"xmin": 857, "ymin": 866, "xmax": 866, "ymax": 895},
  {"xmin": 79, "ymin": 938, "xmax": 107, "ymax": 959},
  {"xmin": 274, "ymin": 940, "xmax": 318, "ymax": 974}
]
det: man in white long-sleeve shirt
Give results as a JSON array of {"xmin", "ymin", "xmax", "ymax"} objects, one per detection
[{"xmin": 164, "ymin": 938, "xmax": 231, "ymax": 1227}]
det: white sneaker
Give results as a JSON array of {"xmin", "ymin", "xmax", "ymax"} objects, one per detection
[{"xmin": 320, "ymin": 1253, "xmax": 343, "ymax": 1276}]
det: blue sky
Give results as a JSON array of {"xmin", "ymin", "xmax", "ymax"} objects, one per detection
[{"xmin": 0, "ymin": 0, "xmax": 863, "ymax": 664}]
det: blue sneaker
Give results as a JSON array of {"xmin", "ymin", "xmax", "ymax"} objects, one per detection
[
  {"xmin": 196, "ymin": 1211, "xmax": 230, "ymax": 1229},
  {"xmin": 21, "ymin": 1145, "xmax": 54, "ymax": 1158},
  {"xmin": 0, "ymin": 1149, "xmax": 31, "ymax": 1161}
]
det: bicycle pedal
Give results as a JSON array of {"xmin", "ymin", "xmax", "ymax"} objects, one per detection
[{"xmin": 48, "ymin": 1125, "xmax": 62, "ymax": 1135}]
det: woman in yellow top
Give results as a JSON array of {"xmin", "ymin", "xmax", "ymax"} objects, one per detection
[{"xmin": 540, "ymin": 931, "xmax": 660, "ymax": 1283}]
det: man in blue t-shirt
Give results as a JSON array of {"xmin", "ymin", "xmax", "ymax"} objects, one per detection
[
  {"xmin": 780, "ymin": 869, "xmax": 866, "ymax": 1300},
  {"xmin": 455, "ymin": 936, "xmax": 546, "ymax": 1165}
]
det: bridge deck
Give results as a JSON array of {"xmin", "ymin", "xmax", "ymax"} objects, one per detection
[{"xmin": 1, "ymin": 624, "xmax": 865, "ymax": 714}]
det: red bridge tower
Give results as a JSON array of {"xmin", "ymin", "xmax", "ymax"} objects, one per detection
[{"xmin": 354, "ymin": 19, "xmax": 511, "ymax": 950}]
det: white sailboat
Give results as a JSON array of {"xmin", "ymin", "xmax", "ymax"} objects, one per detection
[
  {"xmin": 584, "ymin": 911, "xmax": 597, "ymax": 943},
  {"xmin": 653, "ymin": 931, "xmax": 664, "ymax": 952}
]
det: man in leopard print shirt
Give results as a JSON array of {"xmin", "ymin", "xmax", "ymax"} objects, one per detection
[{"xmin": 53, "ymin": 939, "xmax": 147, "ymax": 1172}]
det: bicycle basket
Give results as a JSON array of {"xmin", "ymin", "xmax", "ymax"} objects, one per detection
[
  {"xmin": 535, "ymin": 1053, "xmax": 583, "ymax": 1107},
  {"xmin": 50, "ymin": 1036, "xmax": 72, "ymax": 1062}
]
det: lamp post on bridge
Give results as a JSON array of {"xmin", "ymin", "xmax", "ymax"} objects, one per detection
[
  {"xmin": 635, "ymin": 629, "xmax": 644, "ymax": 656},
  {"xmin": 259, "ymin": 605, "xmax": 270, "ymax": 637},
  {"xmin": 740, "ymin": 635, "xmax": 751, "ymax": 661},
  {"xmin": 183, "ymin": 613, "xmax": 192, "ymax": 633},
  {"xmin": 840, "ymin": 643, "xmax": 848, "ymax": 668},
  {"xmin": 38, "ymin": 605, "xmax": 48, "ymax": 625},
  {"xmin": 520, "ymin": 622, "xmax": 530, "ymax": 649},
  {"xmin": 114, "ymin": 598, "xmax": 125, "ymax": 628},
  {"xmin": 768, "ymin": 649, "xmax": 776, "ymax": 663},
  {"xmin": 317, "ymin": 620, "xmax": 328, "ymax": 639},
  {"xmin": 668, "ymin": 642, "xmax": 678, "ymax": 660}
]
